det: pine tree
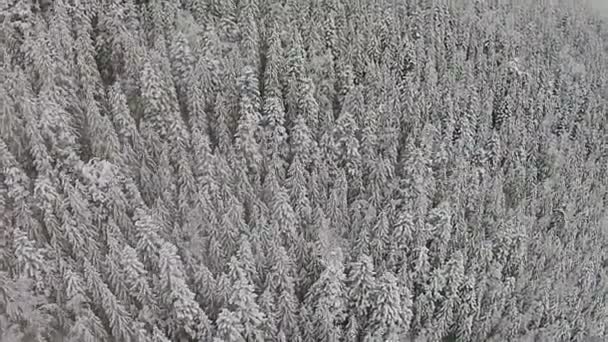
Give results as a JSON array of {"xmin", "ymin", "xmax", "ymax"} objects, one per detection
[
  {"xmin": 157, "ymin": 242, "xmax": 211, "ymax": 340},
  {"xmin": 326, "ymin": 170, "xmax": 349, "ymax": 237},
  {"xmin": 235, "ymin": 65, "xmax": 263, "ymax": 174},
  {"xmin": 267, "ymin": 169, "xmax": 299, "ymax": 246},
  {"xmin": 262, "ymin": 11, "xmax": 285, "ymax": 98},
  {"xmin": 284, "ymin": 29, "xmax": 306, "ymax": 123},
  {"xmin": 334, "ymin": 108, "xmax": 362, "ymax": 193},
  {"xmin": 108, "ymin": 83, "xmax": 147, "ymax": 177},
  {"xmin": 188, "ymin": 96, "xmax": 215, "ymax": 190},
  {"xmin": 268, "ymin": 246, "xmax": 300, "ymax": 340},
  {"xmin": 398, "ymin": 139, "xmax": 436, "ymax": 219},
  {"xmin": 263, "ymin": 93, "xmax": 289, "ymax": 170},
  {"xmin": 169, "ymin": 30, "xmax": 195, "ymax": 107},
  {"xmin": 370, "ymin": 208, "xmax": 391, "ymax": 270},
  {"xmin": 427, "ymin": 201, "xmax": 454, "ymax": 264},
  {"xmin": 365, "ymin": 271, "xmax": 408, "ymax": 341},
  {"xmin": 227, "ymin": 256, "xmax": 266, "ymax": 342},
  {"xmin": 396, "ymin": 269, "xmax": 414, "ymax": 338},
  {"xmin": 298, "ymin": 77, "xmax": 321, "ymax": 138},
  {"xmin": 139, "ymin": 54, "xmax": 171, "ymax": 140},
  {"xmin": 238, "ymin": 0, "xmax": 261, "ymax": 68},
  {"xmin": 345, "ymin": 253, "xmax": 376, "ymax": 340},
  {"xmin": 360, "ymin": 105, "xmax": 381, "ymax": 190},
  {"xmin": 215, "ymin": 308, "xmax": 246, "ymax": 342},
  {"xmin": 303, "ymin": 247, "xmax": 347, "ymax": 342},
  {"xmin": 257, "ymin": 285, "xmax": 279, "ymax": 341},
  {"xmin": 388, "ymin": 208, "xmax": 415, "ymax": 273},
  {"xmin": 117, "ymin": 238, "xmax": 157, "ymax": 318},
  {"xmin": 290, "ymin": 113, "xmax": 317, "ymax": 168},
  {"xmin": 286, "ymin": 155, "xmax": 313, "ymax": 235}
]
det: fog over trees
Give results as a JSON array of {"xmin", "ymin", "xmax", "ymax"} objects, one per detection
[{"xmin": 1, "ymin": 0, "xmax": 608, "ymax": 341}]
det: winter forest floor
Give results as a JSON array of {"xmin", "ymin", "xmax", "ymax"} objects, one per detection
[{"xmin": 2, "ymin": 0, "xmax": 608, "ymax": 341}]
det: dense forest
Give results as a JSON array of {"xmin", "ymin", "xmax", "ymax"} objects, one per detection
[{"xmin": 1, "ymin": 0, "xmax": 608, "ymax": 341}]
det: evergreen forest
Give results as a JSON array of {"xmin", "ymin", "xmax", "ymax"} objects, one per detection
[{"xmin": 2, "ymin": 0, "xmax": 608, "ymax": 341}]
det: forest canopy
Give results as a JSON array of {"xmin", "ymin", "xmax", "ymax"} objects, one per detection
[{"xmin": 1, "ymin": 0, "xmax": 608, "ymax": 341}]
